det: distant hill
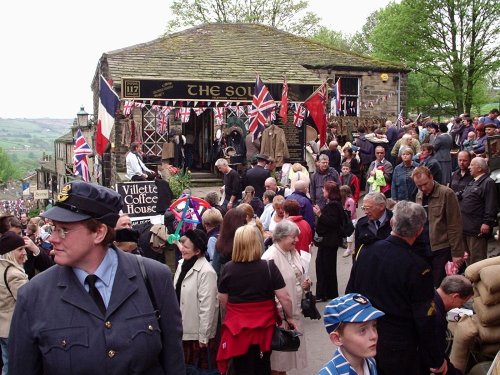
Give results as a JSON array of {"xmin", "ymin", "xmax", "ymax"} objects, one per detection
[{"xmin": 0, "ymin": 118, "xmax": 73, "ymax": 178}]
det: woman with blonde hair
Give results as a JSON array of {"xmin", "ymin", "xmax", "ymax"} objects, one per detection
[
  {"xmin": 217, "ymin": 225, "xmax": 297, "ymax": 375},
  {"xmin": 240, "ymin": 186, "xmax": 264, "ymax": 217},
  {"xmin": 0, "ymin": 232, "xmax": 29, "ymax": 374},
  {"xmin": 288, "ymin": 163, "xmax": 310, "ymax": 192}
]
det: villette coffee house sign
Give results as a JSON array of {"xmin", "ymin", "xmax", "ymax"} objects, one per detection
[{"xmin": 121, "ymin": 77, "xmax": 314, "ymax": 102}]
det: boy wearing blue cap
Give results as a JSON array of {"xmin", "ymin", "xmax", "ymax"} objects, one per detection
[{"xmin": 318, "ymin": 293, "xmax": 385, "ymax": 375}]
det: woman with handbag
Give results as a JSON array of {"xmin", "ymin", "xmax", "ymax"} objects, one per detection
[
  {"xmin": 217, "ymin": 225, "xmax": 297, "ymax": 375},
  {"xmin": 0, "ymin": 232, "xmax": 29, "ymax": 375},
  {"xmin": 262, "ymin": 220, "xmax": 310, "ymax": 375},
  {"xmin": 173, "ymin": 229, "xmax": 219, "ymax": 373},
  {"xmin": 312, "ymin": 181, "xmax": 344, "ymax": 301}
]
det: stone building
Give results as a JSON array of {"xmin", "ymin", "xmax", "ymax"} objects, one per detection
[{"xmin": 91, "ymin": 23, "xmax": 408, "ymax": 187}]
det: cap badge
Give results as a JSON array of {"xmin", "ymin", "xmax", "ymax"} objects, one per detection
[
  {"xmin": 57, "ymin": 184, "xmax": 71, "ymax": 202},
  {"xmin": 353, "ymin": 295, "xmax": 368, "ymax": 304}
]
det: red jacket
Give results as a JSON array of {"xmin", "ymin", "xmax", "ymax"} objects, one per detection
[
  {"xmin": 288, "ymin": 216, "xmax": 312, "ymax": 253},
  {"xmin": 217, "ymin": 299, "xmax": 276, "ymax": 374},
  {"xmin": 340, "ymin": 173, "xmax": 360, "ymax": 203}
]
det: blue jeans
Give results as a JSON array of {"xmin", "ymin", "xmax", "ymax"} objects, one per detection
[{"xmin": 0, "ymin": 337, "xmax": 8, "ymax": 375}]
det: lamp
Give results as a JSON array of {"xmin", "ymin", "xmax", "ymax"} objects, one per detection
[{"xmin": 77, "ymin": 106, "xmax": 89, "ymax": 127}]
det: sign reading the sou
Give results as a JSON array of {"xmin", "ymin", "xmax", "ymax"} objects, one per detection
[{"xmin": 116, "ymin": 182, "xmax": 158, "ymax": 217}]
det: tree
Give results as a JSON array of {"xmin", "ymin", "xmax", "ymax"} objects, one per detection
[
  {"xmin": 311, "ymin": 27, "xmax": 352, "ymax": 51},
  {"xmin": 367, "ymin": 0, "xmax": 500, "ymax": 115},
  {"xmin": 167, "ymin": 0, "xmax": 321, "ymax": 36},
  {"xmin": 0, "ymin": 148, "xmax": 16, "ymax": 183}
]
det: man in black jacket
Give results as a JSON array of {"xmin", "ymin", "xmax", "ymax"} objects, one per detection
[
  {"xmin": 354, "ymin": 192, "xmax": 392, "ymax": 256},
  {"xmin": 347, "ymin": 201, "xmax": 447, "ymax": 375},
  {"xmin": 459, "ymin": 156, "xmax": 498, "ymax": 264},
  {"xmin": 243, "ymin": 154, "xmax": 270, "ymax": 200}
]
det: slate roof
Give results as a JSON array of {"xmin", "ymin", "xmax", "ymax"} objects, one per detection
[{"xmin": 97, "ymin": 23, "xmax": 407, "ymax": 89}]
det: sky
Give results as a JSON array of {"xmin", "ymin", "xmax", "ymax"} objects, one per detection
[{"xmin": 0, "ymin": 0, "xmax": 392, "ymax": 119}]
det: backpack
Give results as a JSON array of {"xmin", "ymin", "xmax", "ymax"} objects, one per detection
[{"xmin": 341, "ymin": 209, "xmax": 355, "ymax": 238}]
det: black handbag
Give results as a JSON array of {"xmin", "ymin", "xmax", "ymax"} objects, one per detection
[
  {"xmin": 301, "ymin": 291, "xmax": 321, "ymax": 320},
  {"xmin": 271, "ymin": 325, "xmax": 301, "ymax": 352}
]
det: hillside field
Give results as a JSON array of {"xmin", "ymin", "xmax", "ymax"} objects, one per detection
[{"xmin": 0, "ymin": 118, "xmax": 71, "ymax": 178}]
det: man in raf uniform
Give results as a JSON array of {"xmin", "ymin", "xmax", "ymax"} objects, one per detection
[
  {"xmin": 347, "ymin": 201, "xmax": 446, "ymax": 375},
  {"xmin": 8, "ymin": 180, "xmax": 185, "ymax": 375}
]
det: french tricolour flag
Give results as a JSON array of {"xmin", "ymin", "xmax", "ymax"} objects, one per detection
[{"xmin": 95, "ymin": 75, "xmax": 120, "ymax": 155}]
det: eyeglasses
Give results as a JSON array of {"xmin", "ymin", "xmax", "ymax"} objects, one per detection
[
  {"xmin": 361, "ymin": 206, "xmax": 372, "ymax": 211},
  {"xmin": 50, "ymin": 226, "xmax": 83, "ymax": 239},
  {"xmin": 375, "ymin": 152, "xmax": 385, "ymax": 154}
]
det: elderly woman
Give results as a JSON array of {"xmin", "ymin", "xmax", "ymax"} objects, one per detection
[
  {"xmin": 217, "ymin": 225, "xmax": 297, "ymax": 375},
  {"xmin": 312, "ymin": 181, "xmax": 344, "ymax": 301},
  {"xmin": 173, "ymin": 229, "xmax": 219, "ymax": 371},
  {"xmin": 262, "ymin": 220, "xmax": 310, "ymax": 375},
  {"xmin": 0, "ymin": 232, "xmax": 29, "ymax": 374},
  {"xmin": 391, "ymin": 147, "xmax": 419, "ymax": 202}
]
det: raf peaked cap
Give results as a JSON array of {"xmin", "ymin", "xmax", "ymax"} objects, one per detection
[{"xmin": 41, "ymin": 180, "xmax": 123, "ymax": 227}]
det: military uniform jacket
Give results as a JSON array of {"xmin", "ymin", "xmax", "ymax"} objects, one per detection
[
  {"xmin": 346, "ymin": 236, "xmax": 443, "ymax": 370},
  {"xmin": 8, "ymin": 249, "xmax": 185, "ymax": 375}
]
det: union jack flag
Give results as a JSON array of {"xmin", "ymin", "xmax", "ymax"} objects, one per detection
[
  {"xmin": 179, "ymin": 107, "xmax": 191, "ymax": 123},
  {"xmin": 73, "ymin": 128, "xmax": 92, "ymax": 182},
  {"xmin": 194, "ymin": 107, "xmax": 206, "ymax": 116},
  {"xmin": 248, "ymin": 76, "xmax": 275, "ymax": 141},
  {"xmin": 396, "ymin": 109, "xmax": 404, "ymax": 129},
  {"xmin": 213, "ymin": 107, "xmax": 225, "ymax": 126},
  {"xmin": 293, "ymin": 104, "xmax": 306, "ymax": 127},
  {"xmin": 123, "ymin": 100, "xmax": 135, "ymax": 116}
]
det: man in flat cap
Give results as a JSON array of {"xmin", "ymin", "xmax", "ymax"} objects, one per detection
[{"xmin": 8, "ymin": 180, "xmax": 185, "ymax": 375}]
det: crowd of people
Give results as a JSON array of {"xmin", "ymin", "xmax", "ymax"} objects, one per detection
[{"xmin": 0, "ymin": 109, "xmax": 498, "ymax": 375}]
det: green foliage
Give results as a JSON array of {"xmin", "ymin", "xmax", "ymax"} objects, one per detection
[
  {"xmin": 311, "ymin": 27, "xmax": 352, "ymax": 51},
  {"xmin": 167, "ymin": 0, "xmax": 321, "ymax": 36},
  {"xmin": 0, "ymin": 148, "xmax": 16, "ymax": 183},
  {"xmin": 168, "ymin": 169, "xmax": 192, "ymax": 198},
  {"xmin": 0, "ymin": 118, "xmax": 69, "ymax": 178},
  {"xmin": 366, "ymin": 0, "xmax": 500, "ymax": 115}
]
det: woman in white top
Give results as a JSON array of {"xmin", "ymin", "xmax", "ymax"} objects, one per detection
[{"xmin": 262, "ymin": 220, "xmax": 310, "ymax": 375}]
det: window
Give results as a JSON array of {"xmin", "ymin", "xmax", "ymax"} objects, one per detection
[
  {"xmin": 141, "ymin": 107, "xmax": 170, "ymax": 156},
  {"xmin": 332, "ymin": 77, "xmax": 360, "ymax": 117}
]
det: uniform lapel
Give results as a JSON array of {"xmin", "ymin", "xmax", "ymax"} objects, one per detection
[
  {"xmin": 106, "ymin": 251, "xmax": 138, "ymax": 317},
  {"xmin": 58, "ymin": 267, "xmax": 104, "ymax": 318}
]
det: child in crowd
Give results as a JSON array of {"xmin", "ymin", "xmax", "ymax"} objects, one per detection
[
  {"xmin": 339, "ymin": 162, "xmax": 360, "ymax": 204},
  {"xmin": 318, "ymin": 293, "xmax": 384, "ymax": 375},
  {"xmin": 340, "ymin": 185, "xmax": 357, "ymax": 257}
]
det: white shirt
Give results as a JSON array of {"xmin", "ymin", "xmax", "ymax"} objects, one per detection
[{"xmin": 126, "ymin": 152, "xmax": 152, "ymax": 179}]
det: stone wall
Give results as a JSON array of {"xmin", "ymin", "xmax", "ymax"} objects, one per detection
[{"xmin": 312, "ymin": 68, "xmax": 408, "ymax": 119}]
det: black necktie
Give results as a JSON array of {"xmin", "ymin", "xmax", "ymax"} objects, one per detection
[
  {"xmin": 376, "ymin": 220, "xmax": 381, "ymax": 229},
  {"xmin": 86, "ymin": 275, "xmax": 106, "ymax": 315}
]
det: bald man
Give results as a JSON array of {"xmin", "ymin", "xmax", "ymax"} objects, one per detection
[
  {"xmin": 286, "ymin": 180, "xmax": 315, "ymax": 231},
  {"xmin": 320, "ymin": 141, "xmax": 342, "ymax": 173}
]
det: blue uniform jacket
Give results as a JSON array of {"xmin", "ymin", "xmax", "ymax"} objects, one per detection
[
  {"xmin": 8, "ymin": 249, "xmax": 185, "ymax": 375},
  {"xmin": 318, "ymin": 348, "xmax": 378, "ymax": 375}
]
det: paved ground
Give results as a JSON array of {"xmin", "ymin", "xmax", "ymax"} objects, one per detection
[
  {"xmin": 189, "ymin": 185, "xmax": 500, "ymax": 374},
  {"xmin": 190, "ymin": 185, "xmax": 355, "ymax": 373}
]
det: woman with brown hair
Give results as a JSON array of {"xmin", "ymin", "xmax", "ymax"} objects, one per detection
[
  {"xmin": 240, "ymin": 186, "xmax": 264, "ymax": 217},
  {"xmin": 312, "ymin": 181, "xmax": 344, "ymax": 301},
  {"xmin": 212, "ymin": 208, "xmax": 247, "ymax": 277}
]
